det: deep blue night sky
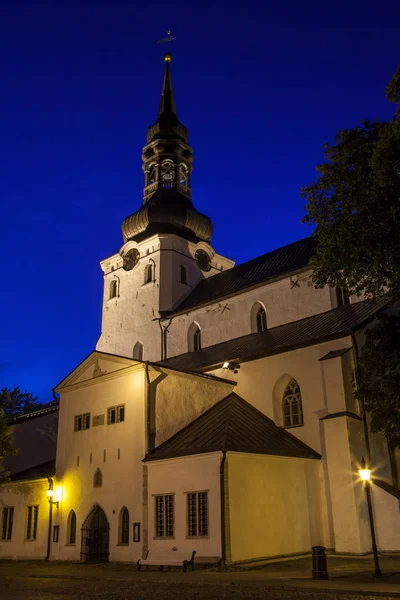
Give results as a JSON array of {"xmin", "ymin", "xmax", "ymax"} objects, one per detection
[{"xmin": 1, "ymin": 1, "xmax": 398, "ymax": 402}]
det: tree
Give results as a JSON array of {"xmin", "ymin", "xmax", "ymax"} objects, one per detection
[
  {"xmin": 357, "ymin": 314, "xmax": 400, "ymax": 448},
  {"xmin": 301, "ymin": 66, "xmax": 400, "ymax": 300},
  {"xmin": 0, "ymin": 410, "xmax": 17, "ymax": 483},
  {"xmin": 0, "ymin": 386, "xmax": 40, "ymax": 422}
]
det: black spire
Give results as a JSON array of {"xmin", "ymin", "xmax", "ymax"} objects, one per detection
[{"xmin": 158, "ymin": 54, "xmax": 177, "ymax": 117}]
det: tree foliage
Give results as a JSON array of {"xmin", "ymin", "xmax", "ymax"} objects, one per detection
[
  {"xmin": 357, "ymin": 314, "xmax": 400, "ymax": 448},
  {"xmin": 0, "ymin": 386, "xmax": 40, "ymax": 422},
  {"xmin": 302, "ymin": 66, "xmax": 400, "ymax": 300},
  {"xmin": 0, "ymin": 411, "xmax": 17, "ymax": 483}
]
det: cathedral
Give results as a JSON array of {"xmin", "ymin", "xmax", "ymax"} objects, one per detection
[{"xmin": 1, "ymin": 54, "xmax": 399, "ymax": 564}]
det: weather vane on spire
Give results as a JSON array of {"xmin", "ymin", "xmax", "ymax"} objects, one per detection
[{"xmin": 157, "ymin": 31, "xmax": 175, "ymax": 45}]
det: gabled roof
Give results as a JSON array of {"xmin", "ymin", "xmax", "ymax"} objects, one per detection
[
  {"xmin": 144, "ymin": 393, "xmax": 320, "ymax": 461},
  {"xmin": 159, "ymin": 299, "xmax": 387, "ymax": 372},
  {"xmin": 167, "ymin": 236, "xmax": 317, "ymax": 316}
]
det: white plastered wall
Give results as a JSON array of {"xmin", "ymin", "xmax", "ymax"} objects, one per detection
[
  {"xmin": 0, "ymin": 479, "xmax": 49, "ymax": 560},
  {"xmin": 146, "ymin": 453, "xmax": 222, "ymax": 560}
]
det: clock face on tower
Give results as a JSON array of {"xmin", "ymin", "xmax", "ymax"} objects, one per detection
[
  {"xmin": 195, "ymin": 249, "xmax": 211, "ymax": 272},
  {"xmin": 123, "ymin": 248, "xmax": 140, "ymax": 271}
]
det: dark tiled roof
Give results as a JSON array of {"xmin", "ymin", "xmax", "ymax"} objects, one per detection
[
  {"xmin": 159, "ymin": 299, "xmax": 386, "ymax": 372},
  {"xmin": 169, "ymin": 236, "xmax": 317, "ymax": 315},
  {"xmin": 144, "ymin": 393, "xmax": 320, "ymax": 461},
  {"xmin": 11, "ymin": 460, "xmax": 56, "ymax": 482}
]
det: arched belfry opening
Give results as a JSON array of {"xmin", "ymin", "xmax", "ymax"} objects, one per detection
[{"xmin": 80, "ymin": 504, "xmax": 109, "ymax": 563}]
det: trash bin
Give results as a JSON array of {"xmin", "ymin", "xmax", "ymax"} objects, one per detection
[{"xmin": 312, "ymin": 545, "xmax": 328, "ymax": 580}]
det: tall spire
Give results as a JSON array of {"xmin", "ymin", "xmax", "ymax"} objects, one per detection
[{"xmin": 158, "ymin": 54, "xmax": 177, "ymax": 117}]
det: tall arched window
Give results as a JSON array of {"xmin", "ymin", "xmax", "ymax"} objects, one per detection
[
  {"xmin": 109, "ymin": 279, "xmax": 117, "ymax": 299},
  {"xmin": 188, "ymin": 323, "xmax": 202, "ymax": 352},
  {"xmin": 67, "ymin": 510, "xmax": 76, "ymax": 545},
  {"xmin": 93, "ymin": 468, "xmax": 103, "ymax": 488},
  {"xmin": 119, "ymin": 507, "xmax": 130, "ymax": 545},
  {"xmin": 144, "ymin": 264, "xmax": 153, "ymax": 284},
  {"xmin": 133, "ymin": 341, "xmax": 143, "ymax": 361},
  {"xmin": 282, "ymin": 379, "xmax": 304, "ymax": 427},
  {"xmin": 256, "ymin": 306, "xmax": 267, "ymax": 333},
  {"xmin": 180, "ymin": 265, "xmax": 188, "ymax": 285}
]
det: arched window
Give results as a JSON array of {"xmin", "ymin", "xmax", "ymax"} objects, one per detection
[
  {"xmin": 133, "ymin": 341, "xmax": 143, "ymax": 361},
  {"xmin": 119, "ymin": 507, "xmax": 130, "ymax": 545},
  {"xmin": 93, "ymin": 468, "xmax": 103, "ymax": 488},
  {"xmin": 144, "ymin": 264, "xmax": 153, "ymax": 284},
  {"xmin": 180, "ymin": 265, "xmax": 188, "ymax": 285},
  {"xmin": 109, "ymin": 279, "xmax": 117, "ymax": 299},
  {"xmin": 256, "ymin": 307, "xmax": 267, "ymax": 333},
  {"xmin": 67, "ymin": 510, "xmax": 76, "ymax": 545},
  {"xmin": 282, "ymin": 379, "xmax": 304, "ymax": 427},
  {"xmin": 188, "ymin": 323, "xmax": 202, "ymax": 352}
]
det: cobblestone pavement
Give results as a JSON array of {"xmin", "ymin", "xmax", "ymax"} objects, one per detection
[{"xmin": 0, "ymin": 561, "xmax": 399, "ymax": 600}]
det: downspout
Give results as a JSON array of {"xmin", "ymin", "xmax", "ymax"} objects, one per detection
[
  {"xmin": 351, "ymin": 331, "xmax": 371, "ymax": 464},
  {"xmin": 45, "ymin": 501, "xmax": 52, "ymax": 561},
  {"xmin": 219, "ymin": 451, "xmax": 227, "ymax": 564},
  {"xmin": 145, "ymin": 362, "xmax": 151, "ymax": 454}
]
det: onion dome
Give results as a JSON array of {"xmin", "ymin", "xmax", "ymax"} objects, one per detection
[{"xmin": 121, "ymin": 54, "xmax": 213, "ymax": 244}]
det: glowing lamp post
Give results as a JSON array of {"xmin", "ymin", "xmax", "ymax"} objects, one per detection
[
  {"xmin": 358, "ymin": 458, "xmax": 382, "ymax": 578},
  {"xmin": 47, "ymin": 478, "xmax": 59, "ymax": 508}
]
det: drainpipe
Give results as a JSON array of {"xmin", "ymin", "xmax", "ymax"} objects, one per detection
[
  {"xmin": 351, "ymin": 331, "xmax": 371, "ymax": 464},
  {"xmin": 145, "ymin": 362, "xmax": 151, "ymax": 455},
  {"xmin": 45, "ymin": 501, "xmax": 52, "ymax": 561},
  {"xmin": 219, "ymin": 451, "xmax": 227, "ymax": 564}
]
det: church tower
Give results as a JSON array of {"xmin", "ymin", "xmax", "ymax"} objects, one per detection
[{"xmin": 96, "ymin": 54, "xmax": 234, "ymax": 362}]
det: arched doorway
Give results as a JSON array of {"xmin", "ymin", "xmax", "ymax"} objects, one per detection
[{"xmin": 80, "ymin": 504, "xmax": 110, "ymax": 562}]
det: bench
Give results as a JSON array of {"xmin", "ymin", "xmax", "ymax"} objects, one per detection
[{"xmin": 137, "ymin": 548, "xmax": 196, "ymax": 572}]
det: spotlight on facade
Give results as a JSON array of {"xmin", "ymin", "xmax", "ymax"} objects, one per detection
[
  {"xmin": 47, "ymin": 477, "xmax": 59, "ymax": 508},
  {"xmin": 222, "ymin": 361, "xmax": 240, "ymax": 374}
]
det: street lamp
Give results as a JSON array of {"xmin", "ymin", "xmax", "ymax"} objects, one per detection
[
  {"xmin": 358, "ymin": 458, "xmax": 382, "ymax": 578},
  {"xmin": 47, "ymin": 478, "xmax": 59, "ymax": 508}
]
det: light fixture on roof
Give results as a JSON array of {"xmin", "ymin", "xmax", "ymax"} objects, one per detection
[{"xmin": 222, "ymin": 361, "xmax": 240, "ymax": 374}]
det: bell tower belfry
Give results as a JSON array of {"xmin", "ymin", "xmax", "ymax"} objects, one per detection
[{"xmin": 96, "ymin": 54, "xmax": 234, "ymax": 362}]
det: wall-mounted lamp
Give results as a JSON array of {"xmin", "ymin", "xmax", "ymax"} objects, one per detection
[
  {"xmin": 222, "ymin": 361, "xmax": 241, "ymax": 374},
  {"xmin": 47, "ymin": 477, "xmax": 59, "ymax": 508}
]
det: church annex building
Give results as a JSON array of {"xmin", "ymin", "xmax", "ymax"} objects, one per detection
[{"xmin": 1, "ymin": 54, "xmax": 399, "ymax": 564}]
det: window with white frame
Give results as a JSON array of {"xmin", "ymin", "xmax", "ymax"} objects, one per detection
[
  {"xmin": 155, "ymin": 495, "xmax": 174, "ymax": 538},
  {"xmin": 107, "ymin": 404, "xmax": 125, "ymax": 424},
  {"xmin": 26, "ymin": 505, "xmax": 39, "ymax": 540},
  {"xmin": 187, "ymin": 491, "xmax": 208, "ymax": 537},
  {"xmin": 1, "ymin": 507, "xmax": 14, "ymax": 540},
  {"xmin": 282, "ymin": 379, "xmax": 304, "ymax": 427}
]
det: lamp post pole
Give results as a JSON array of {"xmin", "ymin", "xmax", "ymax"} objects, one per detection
[{"xmin": 359, "ymin": 458, "xmax": 382, "ymax": 578}]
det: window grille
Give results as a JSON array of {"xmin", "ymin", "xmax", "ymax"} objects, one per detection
[
  {"xmin": 107, "ymin": 404, "xmax": 125, "ymax": 425},
  {"xmin": 193, "ymin": 328, "xmax": 201, "ymax": 352},
  {"xmin": 74, "ymin": 413, "xmax": 90, "ymax": 431},
  {"xmin": 256, "ymin": 307, "xmax": 267, "ymax": 333},
  {"xmin": 119, "ymin": 507, "xmax": 129, "ymax": 545},
  {"xmin": 26, "ymin": 506, "xmax": 39, "ymax": 540},
  {"xmin": 1, "ymin": 507, "xmax": 14, "ymax": 540},
  {"xmin": 67, "ymin": 510, "xmax": 76, "ymax": 544},
  {"xmin": 155, "ymin": 495, "xmax": 174, "ymax": 538},
  {"xmin": 187, "ymin": 492, "xmax": 208, "ymax": 537},
  {"xmin": 282, "ymin": 379, "xmax": 304, "ymax": 427}
]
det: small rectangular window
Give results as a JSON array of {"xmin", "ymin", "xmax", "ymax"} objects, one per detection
[
  {"xmin": 133, "ymin": 522, "xmax": 141, "ymax": 543},
  {"xmin": 187, "ymin": 491, "xmax": 209, "ymax": 537},
  {"xmin": 74, "ymin": 413, "xmax": 90, "ymax": 432},
  {"xmin": 26, "ymin": 506, "xmax": 39, "ymax": 540},
  {"xmin": 155, "ymin": 494, "xmax": 174, "ymax": 538},
  {"xmin": 1, "ymin": 507, "xmax": 14, "ymax": 541},
  {"xmin": 107, "ymin": 405, "xmax": 125, "ymax": 425},
  {"xmin": 53, "ymin": 525, "xmax": 59, "ymax": 543}
]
